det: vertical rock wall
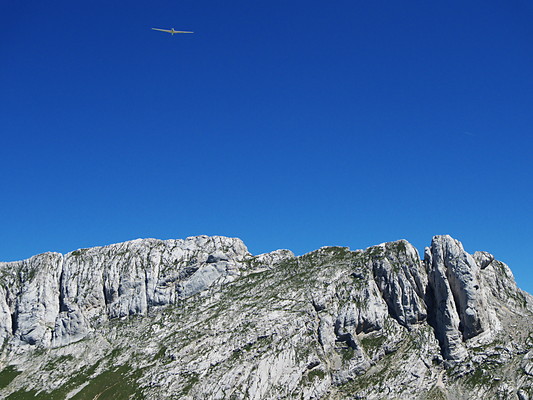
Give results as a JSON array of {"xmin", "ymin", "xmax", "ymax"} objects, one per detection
[{"xmin": 0, "ymin": 236, "xmax": 250, "ymax": 348}]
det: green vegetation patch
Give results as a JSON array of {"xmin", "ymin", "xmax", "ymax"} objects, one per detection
[
  {"xmin": 70, "ymin": 248, "xmax": 89, "ymax": 257},
  {"xmin": 307, "ymin": 368, "xmax": 326, "ymax": 381},
  {"xmin": 463, "ymin": 367, "xmax": 494, "ymax": 387},
  {"xmin": 153, "ymin": 345, "xmax": 172, "ymax": 364},
  {"xmin": 424, "ymin": 385, "xmax": 447, "ymax": 400},
  {"xmin": 300, "ymin": 367, "xmax": 327, "ymax": 386},
  {"xmin": 7, "ymin": 362, "xmax": 144, "ymax": 400},
  {"xmin": 70, "ymin": 365, "xmax": 143, "ymax": 400},
  {"xmin": 360, "ymin": 334, "xmax": 387, "ymax": 353},
  {"xmin": 43, "ymin": 355, "xmax": 75, "ymax": 371},
  {"xmin": 0, "ymin": 366, "xmax": 21, "ymax": 389},
  {"xmin": 341, "ymin": 346, "xmax": 355, "ymax": 361},
  {"xmin": 394, "ymin": 240, "xmax": 407, "ymax": 252},
  {"xmin": 6, "ymin": 389, "xmax": 42, "ymax": 400},
  {"xmin": 180, "ymin": 372, "xmax": 199, "ymax": 396},
  {"xmin": 316, "ymin": 247, "xmax": 352, "ymax": 262},
  {"xmin": 366, "ymin": 246, "xmax": 385, "ymax": 259}
]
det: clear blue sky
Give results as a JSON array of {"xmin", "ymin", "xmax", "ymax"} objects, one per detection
[{"xmin": 1, "ymin": 0, "xmax": 531, "ymax": 293}]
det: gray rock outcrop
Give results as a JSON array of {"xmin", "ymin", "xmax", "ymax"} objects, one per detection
[
  {"xmin": 370, "ymin": 240, "xmax": 427, "ymax": 326},
  {"xmin": 425, "ymin": 235, "xmax": 487, "ymax": 360},
  {"xmin": 0, "ymin": 235, "xmax": 250, "ymax": 348}
]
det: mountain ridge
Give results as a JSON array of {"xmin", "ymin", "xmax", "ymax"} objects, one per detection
[{"xmin": 0, "ymin": 234, "xmax": 531, "ymax": 399}]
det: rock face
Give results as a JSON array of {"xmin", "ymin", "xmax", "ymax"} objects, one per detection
[
  {"xmin": 425, "ymin": 236, "xmax": 486, "ymax": 360},
  {"xmin": 0, "ymin": 235, "xmax": 531, "ymax": 400},
  {"xmin": 0, "ymin": 236, "xmax": 250, "ymax": 349},
  {"xmin": 370, "ymin": 240, "xmax": 427, "ymax": 327}
]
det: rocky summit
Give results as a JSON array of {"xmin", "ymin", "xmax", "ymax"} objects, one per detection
[{"xmin": 0, "ymin": 235, "xmax": 531, "ymax": 399}]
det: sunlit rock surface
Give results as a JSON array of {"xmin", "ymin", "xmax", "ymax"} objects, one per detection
[{"xmin": 0, "ymin": 235, "xmax": 531, "ymax": 399}]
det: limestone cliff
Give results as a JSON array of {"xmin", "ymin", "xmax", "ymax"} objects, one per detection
[{"xmin": 0, "ymin": 235, "xmax": 531, "ymax": 399}]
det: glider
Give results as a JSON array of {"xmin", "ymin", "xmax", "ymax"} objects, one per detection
[{"xmin": 151, "ymin": 27, "xmax": 193, "ymax": 35}]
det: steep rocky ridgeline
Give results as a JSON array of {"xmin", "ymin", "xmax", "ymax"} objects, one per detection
[{"xmin": 0, "ymin": 235, "xmax": 531, "ymax": 399}]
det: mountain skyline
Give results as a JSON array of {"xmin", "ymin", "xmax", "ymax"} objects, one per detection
[
  {"xmin": 0, "ymin": 234, "xmax": 531, "ymax": 398},
  {"xmin": 1, "ymin": 0, "xmax": 531, "ymax": 294}
]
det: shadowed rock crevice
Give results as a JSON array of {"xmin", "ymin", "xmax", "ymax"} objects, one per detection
[
  {"xmin": 57, "ymin": 267, "xmax": 68, "ymax": 313},
  {"xmin": 335, "ymin": 332, "xmax": 358, "ymax": 350},
  {"xmin": 424, "ymin": 281, "xmax": 439, "ymax": 340},
  {"xmin": 10, "ymin": 310, "xmax": 18, "ymax": 336}
]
